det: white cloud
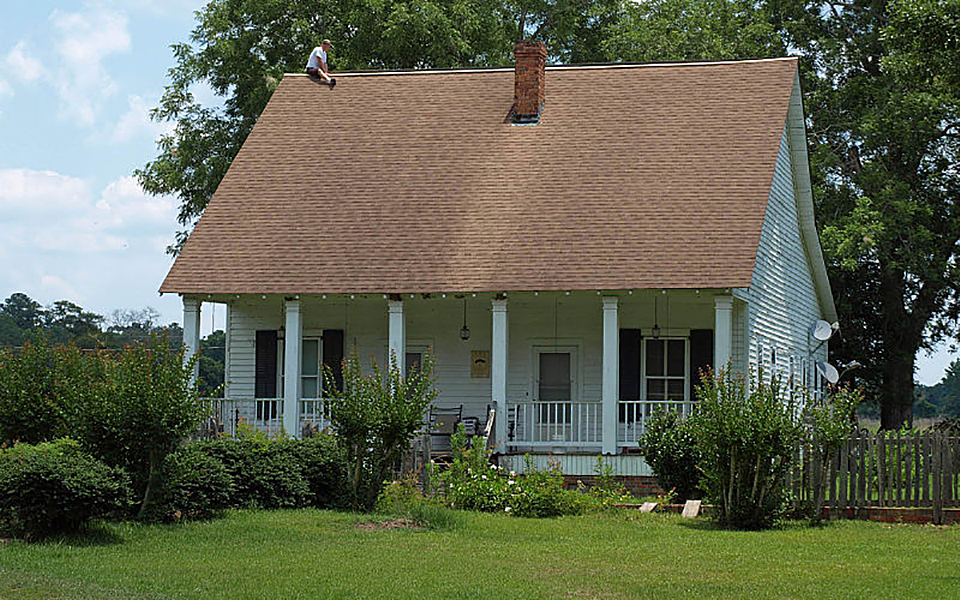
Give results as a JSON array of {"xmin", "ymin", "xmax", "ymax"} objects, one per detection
[
  {"xmin": 0, "ymin": 169, "xmax": 90, "ymax": 217},
  {"xmin": 107, "ymin": 94, "xmax": 171, "ymax": 144},
  {"xmin": 0, "ymin": 168, "xmax": 176, "ymax": 253},
  {"xmin": 0, "ymin": 167, "xmax": 180, "ymax": 323},
  {"xmin": 5, "ymin": 41, "xmax": 43, "ymax": 82},
  {"xmin": 0, "ymin": 78, "xmax": 11, "ymax": 98},
  {"xmin": 49, "ymin": 6, "xmax": 131, "ymax": 126}
]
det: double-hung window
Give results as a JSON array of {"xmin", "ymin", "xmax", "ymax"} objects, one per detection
[{"xmin": 643, "ymin": 338, "xmax": 688, "ymax": 401}]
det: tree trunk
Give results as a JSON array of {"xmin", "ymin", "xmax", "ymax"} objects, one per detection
[
  {"xmin": 880, "ymin": 343, "xmax": 915, "ymax": 430},
  {"xmin": 137, "ymin": 451, "xmax": 161, "ymax": 519},
  {"xmin": 878, "ymin": 271, "xmax": 919, "ymax": 430}
]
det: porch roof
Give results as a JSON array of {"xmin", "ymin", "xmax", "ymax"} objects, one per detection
[{"xmin": 160, "ymin": 58, "xmax": 799, "ymax": 295}]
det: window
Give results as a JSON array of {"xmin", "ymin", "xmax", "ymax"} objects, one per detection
[
  {"xmin": 643, "ymin": 338, "xmax": 687, "ymax": 400},
  {"xmin": 301, "ymin": 338, "xmax": 321, "ymax": 398}
]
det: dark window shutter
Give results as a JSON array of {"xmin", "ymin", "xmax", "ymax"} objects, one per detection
[
  {"xmin": 255, "ymin": 330, "xmax": 278, "ymax": 398},
  {"xmin": 322, "ymin": 329, "xmax": 344, "ymax": 393},
  {"xmin": 690, "ymin": 329, "xmax": 714, "ymax": 395},
  {"xmin": 619, "ymin": 329, "xmax": 641, "ymax": 401}
]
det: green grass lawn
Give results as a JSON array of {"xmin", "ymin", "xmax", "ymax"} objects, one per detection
[{"xmin": 1, "ymin": 510, "xmax": 958, "ymax": 600}]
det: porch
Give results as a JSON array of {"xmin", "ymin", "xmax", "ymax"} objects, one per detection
[{"xmin": 184, "ymin": 290, "xmax": 742, "ymax": 463}]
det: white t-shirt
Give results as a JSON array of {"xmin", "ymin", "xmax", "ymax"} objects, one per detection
[{"xmin": 306, "ymin": 47, "xmax": 327, "ymax": 70}]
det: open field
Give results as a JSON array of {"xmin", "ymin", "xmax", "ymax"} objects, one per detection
[{"xmin": 1, "ymin": 510, "xmax": 959, "ymax": 600}]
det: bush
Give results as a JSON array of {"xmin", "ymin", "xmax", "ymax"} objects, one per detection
[
  {"xmin": 637, "ymin": 409, "xmax": 701, "ymax": 501},
  {"xmin": 150, "ymin": 447, "xmax": 234, "ymax": 521},
  {"xmin": 0, "ymin": 339, "xmax": 98, "ymax": 446},
  {"xmin": 324, "ymin": 349, "xmax": 438, "ymax": 511},
  {"xmin": 0, "ymin": 438, "xmax": 131, "ymax": 539},
  {"xmin": 434, "ymin": 427, "xmax": 587, "ymax": 517},
  {"xmin": 190, "ymin": 435, "xmax": 346, "ymax": 510},
  {"xmin": 691, "ymin": 369, "xmax": 803, "ymax": 530},
  {"xmin": 75, "ymin": 334, "xmax": 203, "ymax": 517}
]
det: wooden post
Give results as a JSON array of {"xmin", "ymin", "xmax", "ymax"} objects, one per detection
[
  {"xmin": 839, "ymin": 437, "xmax": 849, "ymax": 508},
  {"xmin": 601, "ymin": 297, "xmax": 619, "ymax": 456},
  {"xmin": 491, "ymin": 298, "xmax": 509, "ymax": 453},
  {"xmin": 282, "ymin": 298, "xmax": 302, "ymax": 438},
  {"xmin": 933, "ymin": 433, "xmax": 943, "ymax": 524},
  {"xmin": 877, "ymin": 432, "xmax": 885, "ymax": 506},
  {"xmin": 182, "ymin": 296, "xmax": 201, "ymax": 384},
  {"xmin": 922, "ymin": 431, "xmax": 931, "ymax": 506}
]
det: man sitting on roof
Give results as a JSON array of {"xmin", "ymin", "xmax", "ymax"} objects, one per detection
[{"xmin": 305, "ymin": 39, "xmax": 336, "ymax": 88}]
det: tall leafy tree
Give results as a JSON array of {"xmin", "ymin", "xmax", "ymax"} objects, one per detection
[
  {"xmin": 136, "ymin": 0, "xmax": 619, "ymax": 253},
  {"xmin": 602, "ymin": 0, "xmax": 783, "ymax": 61},
  {"xmin": 765, "ymin": 0, "xmax": 960, "ymax": 428}
]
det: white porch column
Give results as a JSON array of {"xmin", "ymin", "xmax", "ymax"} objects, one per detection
[
  {"xmin": 283, "ymin": 298, "xmax": 302, "ymax": 438},
  {"xmin": 491, "ymin": 298, "xmax": 509, "ymax": 453},
  {"xmin": 714, "ymin": 296, "xmax": 734, "ymax": 374},
  {"xmin": 388, "ymin": 299, "xmax": 405, "ymax": 375},
  {"xmin": 182, "ymin": 297, "xmax": 201, "ymax": 384},
  {"xmin": 601, "ymin": 297, "xmax": 619, "ymax": 455}
]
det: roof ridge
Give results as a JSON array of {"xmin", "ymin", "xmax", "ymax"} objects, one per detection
[{"xmin": 286, "ymin": 56, "xmax": 798, "ymax": 78}]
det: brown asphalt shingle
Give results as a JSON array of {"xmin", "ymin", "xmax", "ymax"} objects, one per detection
[{"xmin": 160, "ymin": 58, "xmax": 798, "ymax": 295}]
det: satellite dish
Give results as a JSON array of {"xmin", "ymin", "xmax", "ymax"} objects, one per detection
[
  {"xmin": 816, "ymin": 361, "xmax": 840, "ymax": 385},
  {"xmin": 812, "ymin": 320, "xmax": 834, "ymax": 341}
]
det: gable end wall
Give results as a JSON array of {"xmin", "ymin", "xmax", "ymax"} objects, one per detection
[{"xmin": 746, "ymin": 126, "xmax": 827, "ymax": 381}]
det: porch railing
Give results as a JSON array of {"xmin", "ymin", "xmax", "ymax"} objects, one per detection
[
  {"xmin": 206, "ymin": 398, "xmax": 332, "ymax": 438},
  {"xmin": 617, "ymin": 400, "xmax": 696, "ymax": 447},
  {"xmin": 507, "ymin": 401, "xmax": 602, "ymax": 448}
]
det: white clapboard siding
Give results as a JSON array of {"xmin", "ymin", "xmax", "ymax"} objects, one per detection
[{"xmin": 745, "ymin": 126, "xmax": 828, "ymax": 379}]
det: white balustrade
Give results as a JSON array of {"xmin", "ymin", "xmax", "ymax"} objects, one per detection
[
  {"xmin": 506, "ymin": 401, "xmax": 603, "ymax": 448},
  {"xmin": 616, "ymin": 400, "xmax": 697, "ymax": 447},
  {"xmin": 205, "ymin": 398, "xmax": 332, "ymax": 438}
]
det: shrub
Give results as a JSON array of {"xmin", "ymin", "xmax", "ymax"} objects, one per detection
[
  {"xmin": 434, "ymin": 427, "xmax": 587, "ymax": 517},
  {"xmin": 804, "ymin": 385, "xmax": 862, "ymax": 524},
  {"xmin": 0, "ymin": 438, "xmax": 131, "ymax": 539},
  {"xmin": 324, "ymin": 349, "xmax": 438, "ymax": 511},
  {"xmin": 150, "ymin": 447, "xmax": 234, "ymax": 521},
  {"xmin": 190, "ymin": 436, "xmax": 346, "ymax": 510},
  {"xmin": 76, "ymin": 334, "xmax": 203, "ymax": 517},
  {"xmin": 691, "ymin": 369, "xmax": 803, "ymax": 530},
  {"xmin": 0, "ymin": 339, "xmax": 97, "ymax": 445},
  {"xmin": 636, "ymin": 409, "xmax": 701, "ymax": 501}
]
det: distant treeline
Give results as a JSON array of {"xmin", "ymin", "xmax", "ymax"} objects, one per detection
[{"xmin": 0, "ymin": 292, "xmax": 224, "ymax": 397}]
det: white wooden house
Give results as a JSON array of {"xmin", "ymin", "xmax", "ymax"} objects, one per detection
[{"xmin": 161, "ymin": 41, "xmax": 836, "ymax": 477}]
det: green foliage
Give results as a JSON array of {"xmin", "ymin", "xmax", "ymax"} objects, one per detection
[
  {"xmin": 602, "ymin": 0, "xmax": 783, "ymax": 62},
  {"xmin": 150, "ymin": 447, "xmax": 234, "ymax": 521},
  {"xmin": 584, "ymin": 457, "xmax": 634, "ymax": 506},
  {"xmin": 0, "ymin": 439, "xmax": 131, "ymax": 540},
  {"xmin": 0, "ymin": 337, "xmax": 97, "ymax": 445},
  {"xmin": 324, "ymin": 348, "xmax": 438, "ymax": 511},
  {"xmin": 636, "ymin": 409, "xmax": 701, "ymax": 501},
  {"xmin": 191, "ymin": 435, "xmax": 348, "ymax": 510},
  {"xmin": 691, "ymin": 369, "xmax": 803, "ymax": 530},
  {"xmin": 434, "ymin": 426, "xmax": 588, "ymax": 517},
  {"xmin": 803, "ymin": 385, "xmax": 862, "ymax": 523},
  {"xmin": 765, "ymin": 0, "xmax": 960, "ymax": 428},
  {"xmin": 75, "ymin": 334, "xmax": 203, "ymax": 517}
]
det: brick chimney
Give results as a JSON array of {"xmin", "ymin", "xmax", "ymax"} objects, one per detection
[{"xmin": 513, "ymin": 40, "xmax": 547, "ymax": 124}]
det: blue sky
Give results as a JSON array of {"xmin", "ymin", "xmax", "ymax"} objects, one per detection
[{"xmin": 0, "ymin": 1, "xmax": 956, "ymax": 385}]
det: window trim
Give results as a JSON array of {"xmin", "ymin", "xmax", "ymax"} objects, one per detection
[
  {"xmin": 531, "ymin": 344, "xmax": 580, "ymax": 402},
  {"xmin": 640, "ymin": 336, "xmax": 690, "ymax": 401}
]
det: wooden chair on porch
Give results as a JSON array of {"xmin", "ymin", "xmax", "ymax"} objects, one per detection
[{"xmin": 428, "ymin": 405, "xmax": 462, "ymax": 464}]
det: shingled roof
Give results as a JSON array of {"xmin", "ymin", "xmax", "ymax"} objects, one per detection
[{"xmin": 160, "ymin": 57, "xmax": 802, "ymax": 295}]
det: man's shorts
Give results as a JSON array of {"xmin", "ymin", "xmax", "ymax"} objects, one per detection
[{"xmin": 306, "ymin": 67, "xmax": 320, "ymax": 76}]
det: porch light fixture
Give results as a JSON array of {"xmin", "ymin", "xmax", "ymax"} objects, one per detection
[
  {"xmin": 652, "ymin": 296, "xmax": 661, "ymax": 339},
  {"xmin": 460, "ymin": 299, "xmax": 471, "ymax": 341}
]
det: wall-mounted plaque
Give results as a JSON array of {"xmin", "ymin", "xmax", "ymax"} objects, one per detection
[{"xmin": 471, "ymin": 351, "xmax": 490, "ymax": 378}]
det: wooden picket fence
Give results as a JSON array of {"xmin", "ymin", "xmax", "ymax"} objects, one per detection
[{"xmin": 790, "ymin": 430, "xmax": 960, "ymax": 522}]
